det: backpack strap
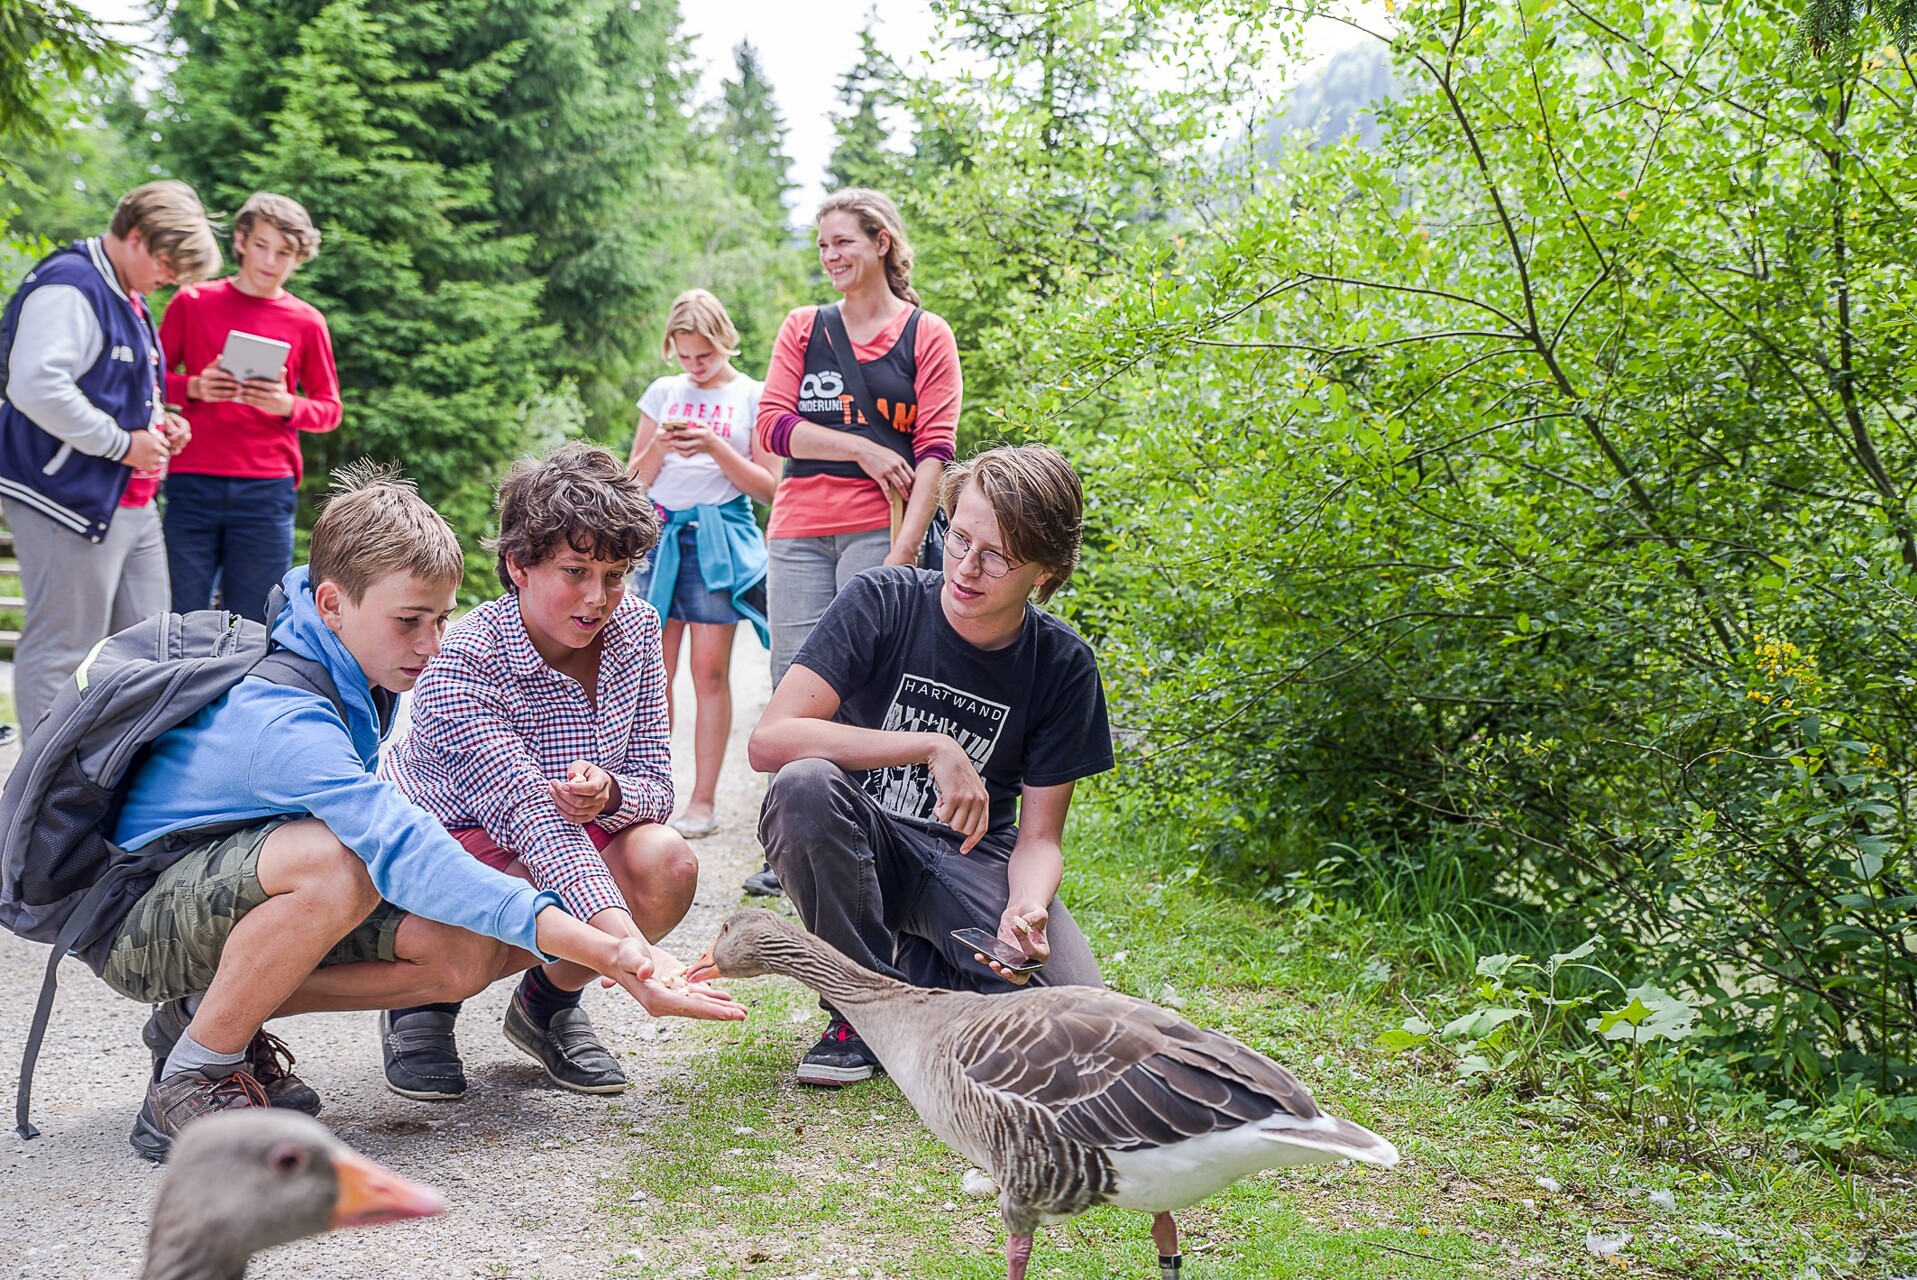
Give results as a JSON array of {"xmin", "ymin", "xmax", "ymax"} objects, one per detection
[{"xmin": 15, "ymin": 871, "xmax": 125, "ymax": 1139}]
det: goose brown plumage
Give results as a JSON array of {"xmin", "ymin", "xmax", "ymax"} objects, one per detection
[
  {"xmin": 691, "ymin": 908, "xmax": 1399, "ymax": 1280},
  {"xmin": 141, "ymin": 1110, "xmax": 445, "ymax": 1280}
]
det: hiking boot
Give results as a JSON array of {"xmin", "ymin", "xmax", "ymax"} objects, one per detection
[
  {"xmin": 129, "ymin": 1066, "xmax": 269, "ymax": 1162},
  {"xmin": 502, "ymin": 998, "xmax": 629, "ymax": 1094},
  {"xmin": 142, "ymin": 1000, "xmax": 321, "ymax": 1116},
  {"xmin": 743, "ymin": 862, "xmax": 783, "ymax": 897},
  {"xmin": 796, "ymin": 1017, "xmax": 882, "ymax": 1087},
  {"xmin": 380, "ymin": 1007, "xmax": 468, "ymax": 1101}
]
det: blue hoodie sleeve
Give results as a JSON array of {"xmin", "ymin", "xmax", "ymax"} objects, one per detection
[{"xmin": 241, "ymin": 685, "xmax": 567, "ymax": 957}]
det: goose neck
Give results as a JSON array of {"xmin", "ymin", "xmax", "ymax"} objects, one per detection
[
  {"xmin": 758, "ymin": 935, "xmax": 911, "ymax": 1010},
  {"xmin": 141, "ymin": 1234, "xmax": 248, "ymax": 1280}
]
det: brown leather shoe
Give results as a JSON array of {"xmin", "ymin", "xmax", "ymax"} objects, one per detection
[
  {"xmin": 129, "ymin": 1067, "xmax": 269, "ymax": 1162},
  {"xmin": 244, "ymin": 1030, "xmax": 322, "ymax": 1116},
  {"xmin": 143, "ymin": 1002, "xmax": 321, "ymax": 1116}
]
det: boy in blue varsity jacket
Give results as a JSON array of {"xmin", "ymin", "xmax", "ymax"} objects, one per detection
[{"xmin": 0, "ymin": 181, "xmax": 218, "ymax": 745}]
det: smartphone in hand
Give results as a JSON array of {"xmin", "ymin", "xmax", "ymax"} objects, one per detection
[{"xmin": 951, "ymin": 927, "xmax": 1045, "ymax": 975}]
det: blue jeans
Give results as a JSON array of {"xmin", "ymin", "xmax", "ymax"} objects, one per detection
[{"xmin": 162, "ymin": 473, "xmax": 299, "ymax": 623}]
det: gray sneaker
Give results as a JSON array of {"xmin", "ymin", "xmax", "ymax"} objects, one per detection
[
  {"xmin": 380, "ymin": 1007, "xmax": 468, "ymax": 1101},
  {"xmin": 501, "ymin": 999, "xmax": 629, "ymax": 1094}
]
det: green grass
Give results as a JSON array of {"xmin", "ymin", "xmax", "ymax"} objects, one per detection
[{"xmin": 604, "ymin": 809, "xmax": 1917, "ymax": 1279}]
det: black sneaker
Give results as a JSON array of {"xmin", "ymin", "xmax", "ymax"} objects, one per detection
[
  {"xmin": 743, "ymin": 862, "xmax": 783, "ymax": 897},
  {"xmin": 142, "ymin": 1000, "xmax": 321, "ymax": 1116},
  {"xmin": 796, "ymin": 1017, "xmax": 881, "ymax": 1087},
  {"xmin": 502, "ymin": 997, "xmax": 629, "ymax": 1094},
  {"xmin": 380, "ymin": 1007, "xmax": 468, "ymax": 1101}
]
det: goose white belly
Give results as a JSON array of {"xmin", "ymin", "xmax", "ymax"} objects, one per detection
[{"xmin": 1102, "ymin": 1113, "xmax": 1387, "ymax": 1212}]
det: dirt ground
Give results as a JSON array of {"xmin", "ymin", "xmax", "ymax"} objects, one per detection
[{"xmin": 0, "ymin": 627, "xmax": 774, "ymax": 1278}]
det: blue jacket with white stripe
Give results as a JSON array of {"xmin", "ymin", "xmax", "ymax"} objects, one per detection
[{"xmin": 0, "ymin": 239, "xmax": 160, "ymax": 542}]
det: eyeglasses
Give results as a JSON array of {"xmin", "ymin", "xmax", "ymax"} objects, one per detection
[{"xmin": 945, "ymin": 528, "xmax": 1017, "ymax": 578}]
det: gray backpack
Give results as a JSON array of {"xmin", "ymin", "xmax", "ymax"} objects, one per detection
[{"xmin": 0, "ymin": 599, "xmax": 344, "ymax": 1138}]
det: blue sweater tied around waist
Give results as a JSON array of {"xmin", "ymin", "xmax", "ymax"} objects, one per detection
[{"xmin": 646, "ymin": 493, "xmax": 769, "ymax": 647}]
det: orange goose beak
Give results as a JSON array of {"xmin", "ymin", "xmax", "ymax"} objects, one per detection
[
  {"xmin": 330, "ymin": 1148, "xmax": 448, "ymax": 1229},
  {"xmin": 686, "ymin": 948, "xmax": 720, "ymax": 985}
]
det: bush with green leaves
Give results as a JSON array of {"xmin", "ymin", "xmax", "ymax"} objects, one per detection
[{"xmin": 1028, "ymin": 0, "xmax": 1917, "ymax": 1100}]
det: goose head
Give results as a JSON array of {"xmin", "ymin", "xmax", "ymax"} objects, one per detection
[
  {"xmin": 689, "ymin": 907, "xmax": 802, "ymax": 982},
  {"xmin": 143, "ymin": 1111, "xmax": 445, "ymax": 1280}
]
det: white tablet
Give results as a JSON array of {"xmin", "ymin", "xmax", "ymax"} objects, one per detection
[{"xmin": 219, "ymin": 330, "xmax": 292, "ymax": 384}]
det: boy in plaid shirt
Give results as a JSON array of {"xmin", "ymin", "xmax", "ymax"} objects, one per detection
[{"xmin": 382, "ymin": 443, "xmax": 700, "ymax": 1097}]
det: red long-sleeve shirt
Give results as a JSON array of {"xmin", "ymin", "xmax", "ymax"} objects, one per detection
[{"xmin": 158, "ymin": 277, "xmax": 342, "ymax": 482}]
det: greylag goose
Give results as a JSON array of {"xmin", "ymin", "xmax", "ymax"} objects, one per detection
[
  {"xmin": 142, "ymin": 1111, "xmax": 445, "ymax": 1280},
  {"xmin": 690, "ymin": 909, "xmax": 1399, "ymax": 1280}
]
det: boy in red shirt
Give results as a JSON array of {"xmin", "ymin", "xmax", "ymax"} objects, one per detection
[{"xmin": 159, "ymin": 192, "xmax": 341, "ymax": 621}]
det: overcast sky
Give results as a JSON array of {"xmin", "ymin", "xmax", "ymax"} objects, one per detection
[{"xmin": 80, "ymin": 1, "xmax": 1381, "ymax": 214}]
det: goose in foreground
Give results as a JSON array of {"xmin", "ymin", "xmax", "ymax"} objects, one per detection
[
  {"xmin": 690, "ymin": 909, "xmax": 1399, "ymax": 1280},
  {"xmin": 142, "ymin": 1110, "xmax": 446, "ymax": 1280}
]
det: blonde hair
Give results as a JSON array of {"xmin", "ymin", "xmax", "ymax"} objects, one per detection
[
  {"xmin": 234, "ymin": 192, "xmax": 321, "ymax": 263},
  {"xmin": 940, "ymin": 445, "xmax": 1084, "ymax": 603},
  {"xmin": 816, "ymin": 188, "xmax": 918, "ymax": 306},
  {"xmin": 659, "ymin": 288, "xmax": 740, "ymax": 361},
  {"xmin": 309, "ymin": 462, "xmax": 464, "ymax": 603},
  {"xmin": 109, "ymin": 181, "xmax": 221, "ymax": 284}
]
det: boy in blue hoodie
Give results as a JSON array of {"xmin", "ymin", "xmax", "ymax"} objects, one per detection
[{"xmin": 103, "ymin": 465, "xmax": 742, "ymax": 1161}]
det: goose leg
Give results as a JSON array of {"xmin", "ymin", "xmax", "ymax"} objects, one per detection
[
  {"xmin": 1151, "ymin": 1211, "xmax": 1180, "ymax": 1279},
  {"xmin": 1006, "ymin": 1232, "xmax": 1034, "ymax": 1280}
]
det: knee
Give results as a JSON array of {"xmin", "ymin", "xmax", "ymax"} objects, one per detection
[
  {"xmin": 413, "ymin": 925, "xmax": 509, "ymax": 1000},
  {"xmin": 609, "ymin": 825, "xmax": 699, "ymax": 899},
  {"xmin": 690, "ymin": 655, "xmax": 731, "ymax": 697},
  {"xmin": 272, "ymin": 822, "xmax": 381, "ymax": 920},
  {"xmin": 763, "ymin": 759, "xmax": 853, "ymax": 843},
  {"xmin": 767, "ymin": 758, "xmax": 845, "ymax": 808}
]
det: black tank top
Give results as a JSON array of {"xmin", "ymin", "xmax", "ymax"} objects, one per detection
[{"xmin": 787, "ymin": 304, "xmax": 923, "ymax": 480}]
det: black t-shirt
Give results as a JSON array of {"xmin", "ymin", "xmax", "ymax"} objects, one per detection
[{"xmin": 793, "ymin": 567, "xmax": 1114, "ymax": 833}]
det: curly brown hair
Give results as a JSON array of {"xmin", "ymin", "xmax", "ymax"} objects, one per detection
[{"xmin": 490, "ymin": 442, "xmax": 660, "ymax": 591}]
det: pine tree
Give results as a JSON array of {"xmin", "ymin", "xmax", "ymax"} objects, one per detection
[
  {"xmin": 155, "ymin": 0, "xmax": 554, "ymax": 591},
  {"xmin": 158, "ymin": 0, "xmax": 704, "ymax": 431},
  {"xmin": 826, "ymin": 20, "xmax": 905, "ymax": 193},
  {"xmin": 716, "ymin": 42, "xmax": 794, "ymax": 220}
]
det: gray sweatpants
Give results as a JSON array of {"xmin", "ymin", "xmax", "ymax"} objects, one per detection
[
  {"xmin": 766, "ymin": 529, "xmax": 890, "ymax": 687},
  {"xmin": 758, "ymin": 758, "xmax": 1103, "ymax": 1006},
  {"xmin": 4, "ymin": 498, "xmax": 168, "ymax": 746}
]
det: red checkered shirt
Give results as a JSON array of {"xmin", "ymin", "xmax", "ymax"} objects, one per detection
[{"xmin": 385, "ymin": 590, "xmax": 673, "ymax": 921}]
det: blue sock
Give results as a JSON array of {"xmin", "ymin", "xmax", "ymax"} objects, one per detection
[{"xmin": 515, "ymin": 966, "xmax": 583, "ymax": 1028}]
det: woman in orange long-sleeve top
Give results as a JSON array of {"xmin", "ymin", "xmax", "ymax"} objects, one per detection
[{"xmin": 747, "ymin": 187, "xmax": 962, "ymax": 897}]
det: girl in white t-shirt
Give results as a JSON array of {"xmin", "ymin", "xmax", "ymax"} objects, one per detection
[{"xmin": 629, "ymin": 290, "xmax": 776, "ymax": 838}]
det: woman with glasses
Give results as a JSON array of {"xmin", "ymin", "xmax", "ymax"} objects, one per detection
[
  {"xmin": 747, "ymin": 445, "xmax": 1112, "ymax": 1088},
  {"xmin": 747, "ymin": 187, "xmax": 963, "ymax": 896}
]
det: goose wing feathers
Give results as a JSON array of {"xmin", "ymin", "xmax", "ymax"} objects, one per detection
[{"xmin": 955, "ymin": 987, "xmax": 1319, "ymax": 1152}]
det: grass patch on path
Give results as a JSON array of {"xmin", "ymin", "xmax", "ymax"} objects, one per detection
[{"xmin": 605, "ymin": 811, "xmax": 1917, "ymax": 1280}]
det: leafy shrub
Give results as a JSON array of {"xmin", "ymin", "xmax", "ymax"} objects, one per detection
[{"xmin": 1036, "ymin": 0, "xmax": 1917, "ymax": 1097}]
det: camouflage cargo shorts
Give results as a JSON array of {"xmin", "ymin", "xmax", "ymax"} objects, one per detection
[{"xmin": 101, "ymin": 818, "xmax": 407, "ymax": 1005}]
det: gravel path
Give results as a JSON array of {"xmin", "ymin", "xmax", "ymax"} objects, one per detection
[{"xmin": 0, "ymin": 629, "xmax": 773, "ymax": 1278}]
